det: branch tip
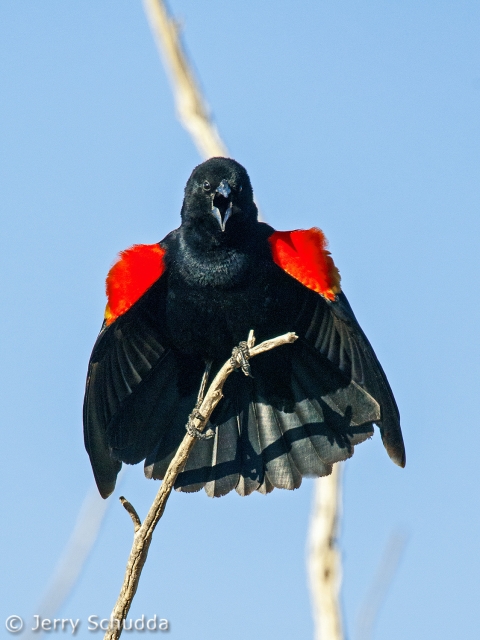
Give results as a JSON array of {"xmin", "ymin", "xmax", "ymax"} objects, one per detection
[{"xmin": 119, "ymin": 497, "xmax": 142, "ymax": 533}]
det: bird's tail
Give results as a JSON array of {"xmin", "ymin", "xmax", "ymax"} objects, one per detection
[{"xmin": 145, "ymin": 343, "xmax": 379, "ymax": 497}]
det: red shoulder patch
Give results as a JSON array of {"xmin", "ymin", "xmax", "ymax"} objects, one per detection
[
  {"xmin": 268, "ymin": 228, "xmax": 341, "ymax": 301},
  {"xmin": 104, "ymin": 243, "xmax": 166, "ymax": 325}
]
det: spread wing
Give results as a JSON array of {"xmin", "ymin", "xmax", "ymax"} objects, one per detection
[
  {"xmin": 85, "ymin": 230, "xmax": 405, "ymax": 501},
  {"xmin": 83, "ymin": 242, "xmax": 202, "ymax": 498},
  {"xmin": 269, "ymin": 228, "xmax": 405, "ymax": 467}
]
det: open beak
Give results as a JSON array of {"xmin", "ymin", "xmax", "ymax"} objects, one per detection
[{"xmin": 211, "ymin": 179, "xmax": 233, "ymax": 231}]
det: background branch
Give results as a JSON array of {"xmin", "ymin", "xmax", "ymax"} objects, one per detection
[
  {"xmin": 22, "ymin": 476, "xmax": 122, "ymax": 640},
  {"xmin": 355, "ymin": 530, "xmax": 407, "ymax": 640},
  {"xmin": 142, "ymin": 0, "xmax": 264, "ymax": 221},
  {"xmin": 308, "ymin": 464, "xmax": 345, "ymax": 640},
  {"xmin": 143, "ymin": 0, "xmax": 228, "ymax": 159}
]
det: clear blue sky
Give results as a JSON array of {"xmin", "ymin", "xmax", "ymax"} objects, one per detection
[{"xmin": 1, "ymin": 2, "xmax": 479, "ymax": 639}]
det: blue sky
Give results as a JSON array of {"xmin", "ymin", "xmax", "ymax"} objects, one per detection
[{"xmin": 1, "ymin": 2, "xmax": 479, "ymax": 639}]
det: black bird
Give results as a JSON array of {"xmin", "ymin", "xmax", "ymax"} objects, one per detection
[{"xmin": 84, "ymin": 157, "xmax": 405, "ymax": 499}]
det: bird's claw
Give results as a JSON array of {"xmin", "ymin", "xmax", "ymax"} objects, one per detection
[
  {"xmin": 186, "ymin": 407, "xmax": 215, "ymax": 440},
  {"xmin": 230, "ymin": 341, "xmax": 253, "ymax": 377}
]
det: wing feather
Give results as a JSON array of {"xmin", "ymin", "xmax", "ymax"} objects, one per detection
[
  {"xmin": 83, "ymin": 274, "xmax": 178, "ymax": 498},
  {"xmin": 296, "ymin": 290, "xmax": 405, "ymax": 466},
  {"xmin": 269, "ymin": 227, "xmax": 404, "ymax": 467}
]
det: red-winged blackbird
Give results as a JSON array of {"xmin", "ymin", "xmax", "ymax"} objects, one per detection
[{"xmin": 84, "ymin": 157, "xmax": 405, "ymax": 499}]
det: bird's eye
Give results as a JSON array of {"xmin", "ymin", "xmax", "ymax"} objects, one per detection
[{"xmin": 203, "ymin": 181, "xmax": 211, "ymax": 191}]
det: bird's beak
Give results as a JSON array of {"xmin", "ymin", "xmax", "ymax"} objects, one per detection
[{"xmin": 212, "ymin": 180, "xmax": 233, "ymax": 232}]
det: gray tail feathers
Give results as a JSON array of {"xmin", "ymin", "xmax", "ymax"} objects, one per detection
[{"xmin": 145, "ymin": 346, "xmax": 380, "ymax": 497}]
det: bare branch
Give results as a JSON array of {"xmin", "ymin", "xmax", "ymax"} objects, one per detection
[
  {"xmin": 308, "ymin": 465, "xmax": 345, "ymax": 640},
  {"xmin": 143, "ymin": 0, "xmax": 228, "ymax": 159},
  {"xmin": 103, "ymin": 331, "xmax": 298, "ymax": 640},
  {"xmin": 142, "ymin": 0, "xmax": 264, "ymax": 220}
]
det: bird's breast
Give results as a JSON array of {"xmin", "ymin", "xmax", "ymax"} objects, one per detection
[
  {"xmin": 173, "ymin": 236, "xmax": 251, "ymax": 288},
  {"xmin": 165, "ymin": 268, "xmax": 259, "ymax": 361},
  {"xmin": 164, "ymin": 249, "xmax": 303, "ymax": 362}
]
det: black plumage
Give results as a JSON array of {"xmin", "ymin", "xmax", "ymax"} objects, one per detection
[{"xmin": 84, "ymin": 157, "xmax": 405, "ymax": 499}]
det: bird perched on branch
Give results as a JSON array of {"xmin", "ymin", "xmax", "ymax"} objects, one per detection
[{"xmin": 84, "ymin": 157, "xmax": 405, "ymax": 499}]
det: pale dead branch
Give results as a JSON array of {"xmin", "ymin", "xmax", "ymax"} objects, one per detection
[
  {"xmin": 308, "ymin": 464, "xmax": 345, "ymax": 640},
  {"xmin": 143, "ymin": 0, "xmax": 228, "ymax": 159},
  {"xmin": 103, "ymin": 330, "xmax": 298, "ymax": 640},
  {"xmin": 142, "ymin": 0, "xmax": 264, "ymax": 221}
]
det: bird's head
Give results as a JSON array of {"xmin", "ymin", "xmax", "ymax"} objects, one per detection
[{"xmin": 180, "ymin": 158, "xmax": 258, "ymax": 241}]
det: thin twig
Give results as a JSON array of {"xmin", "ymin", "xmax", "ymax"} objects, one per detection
[
  {"xmin": 355, "ymin": 530, "xmax": 407, "ymax": 640},
  {"xmin": 119, "ymin": 497, "xmax": 141, "ymax": 534},
  {"xmin": 103, "ymin": 331, "xmax": 298, "ymax": 640},
  {"xmin": 308, "ymin": 464, "xmax": 345, "ymax": 640}
]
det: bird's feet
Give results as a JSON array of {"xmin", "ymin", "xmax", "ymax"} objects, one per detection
[
  {"xmin": 186, "ymin": 405, "xmax": 215, "ymax": 440},
  {"xmin": 186, "ymin": 360, "xmax": 215, "ymax": 439},
  {"xmin": 230, "ymin": 340, "xmax": 253, "ymax": 377}
]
